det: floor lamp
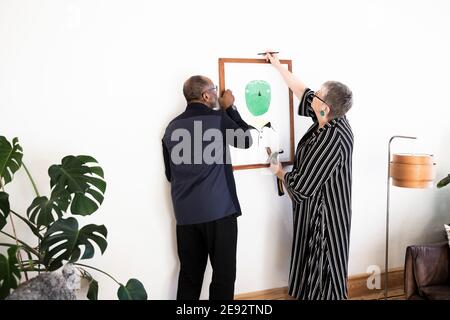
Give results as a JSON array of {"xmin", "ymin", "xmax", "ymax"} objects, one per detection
[{"xmin": 385, "ymin": 135, "xmax": 436, "ymax": 300}]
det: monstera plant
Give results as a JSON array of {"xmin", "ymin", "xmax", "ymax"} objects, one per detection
[{"xmin": 0, "ymin": 136, "xmax": 147, "ymax": 300}]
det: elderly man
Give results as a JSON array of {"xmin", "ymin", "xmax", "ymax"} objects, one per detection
[{"xmin": 162, "ymin": 75, "xmax": 252, "ymax": 300}]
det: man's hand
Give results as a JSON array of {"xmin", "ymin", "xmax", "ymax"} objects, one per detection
[{"xmin": 219, "ymin": 89, "xmax": 235, "ymax": 110}]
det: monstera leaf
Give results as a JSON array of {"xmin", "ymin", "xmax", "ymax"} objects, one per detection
[
  {"xmin": 437, "ymin": 174, "xmax": 450, "ymax": 188},
  {"xmin": 48, "ymin": 155, "xmax": 106, "ymax": 216},
  {"xmin": 41, "ymin": 217, "xmax": 108, "ymax": 271},
  {"xmin": 117, "ymin": 278, "xmax": 148, "ymax": 300},
  {"xmin": 0, "ymin": 246, "xmax": 21, "ymax": 299},
  {"xmin": 0, "ymin": 136, "xmax": 23, "ymax": 187},
  {"xmin": 0, "ymin": 192, "xmax": 10, "ymax": 231},
  {"xmin": 87, "ymin": 277, "xmax": 99, "ymax": 300},
  {"xmin": 27, "ymin": 189, "xmax": 70, "ymax": 228}
]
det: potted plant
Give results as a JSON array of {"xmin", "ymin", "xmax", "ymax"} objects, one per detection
[{"xmin": 0, "ymin": 136, "xmax": 147, "ymax": 300}]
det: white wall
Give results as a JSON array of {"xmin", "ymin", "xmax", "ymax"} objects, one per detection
[{"xmin": 1, "ymin": 0, "xmax": 450, "ymax": 299}]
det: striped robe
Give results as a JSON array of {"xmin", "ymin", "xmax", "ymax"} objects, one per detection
[{"xmin": 284, "ymin": 89, "xmax": 353, "ymax": 300}]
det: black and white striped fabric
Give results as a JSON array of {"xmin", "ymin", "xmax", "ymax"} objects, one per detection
[{"xmin": 284, "ymin": 89, "xmax": 353, "ymax": 300}]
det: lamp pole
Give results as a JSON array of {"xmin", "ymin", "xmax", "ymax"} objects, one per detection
[{"xmin": 385, "ymin": 135, "xmax": 417, "ymax": 300}]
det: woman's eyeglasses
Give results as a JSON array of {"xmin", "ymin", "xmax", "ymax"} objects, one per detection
[{"xmin": 312, "ymin": 94, "xmax": 332, "ymax": 108}]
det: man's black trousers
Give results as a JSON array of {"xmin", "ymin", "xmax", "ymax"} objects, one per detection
[{"xmin": 176, "ymin": 215, "xmax": 238, "ymax": 300}]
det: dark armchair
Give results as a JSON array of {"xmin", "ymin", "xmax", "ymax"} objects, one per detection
[{"xmin": 404, "ymin": 242, "xmax": 450, "ymax": 300}]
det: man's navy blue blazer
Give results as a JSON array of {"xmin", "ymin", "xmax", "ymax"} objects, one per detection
[{"xmin": 162, "ymin": 103, "xmax": 253, "ymax": 225}]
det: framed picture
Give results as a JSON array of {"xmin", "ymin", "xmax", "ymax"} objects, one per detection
[{"xmin": 218, "ymin": 58, "xmax": 295, "ymax": 170}]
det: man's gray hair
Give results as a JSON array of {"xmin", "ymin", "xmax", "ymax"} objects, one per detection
[
  {"xmin": 183, "ymin": 75, "xmax": 210, "ymax": 103},
  {"xmin": 323, "ymin": 81, "xmax": 353, "ymax": 119}
]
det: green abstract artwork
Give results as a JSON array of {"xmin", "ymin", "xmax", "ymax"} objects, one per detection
[{"xmin": 245, "ymin": 80, "xmax": 271, "ymax": 116}]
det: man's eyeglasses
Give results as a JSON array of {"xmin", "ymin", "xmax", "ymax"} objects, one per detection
[
  {"xmin": 312, "ymin": 94, "xmax": 332, "ymax": 108},
  {"xmin": 202, "ymin": 85, "xmax": 218, "ymax": 95}
]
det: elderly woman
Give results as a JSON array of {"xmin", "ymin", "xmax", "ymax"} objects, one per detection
[{"xmin": 266, "ymin": 52, "xmax": 353, "ymax": 300}]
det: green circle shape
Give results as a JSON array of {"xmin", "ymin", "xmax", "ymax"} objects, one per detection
[{"xmin": 245, "ymin": 80, "xmax": 271, "ymax": 116}]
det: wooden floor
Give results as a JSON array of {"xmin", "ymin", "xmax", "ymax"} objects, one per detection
[
  {"xmin": 349, "ymin": 287, "xmax": 405, "ymax": 300},
  {"xmin": 235, "ymin": 286, "xmax": 406, "ymax": 300},
  {"xmin": 235, "ymin": 269, "xmax": 407, "ymax": 300}
]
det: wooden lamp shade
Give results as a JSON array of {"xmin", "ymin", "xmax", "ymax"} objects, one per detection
[{"xmin": 390, "ymin": 153, "xmax": 436, "ymax": 188}]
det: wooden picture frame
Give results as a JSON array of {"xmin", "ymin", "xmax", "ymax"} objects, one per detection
[{"xmin": 218, "ymin": 58, "xmax": 295, "ymax": 170}]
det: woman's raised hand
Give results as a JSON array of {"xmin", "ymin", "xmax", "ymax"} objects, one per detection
[{"xmin": 264, "ymin": 51, "xmax": 281, "ymax": 68}]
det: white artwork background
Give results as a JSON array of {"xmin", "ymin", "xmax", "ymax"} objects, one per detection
[{"xmin": 224, "ymin": 62, "xmax": 292, "ymax": 167}]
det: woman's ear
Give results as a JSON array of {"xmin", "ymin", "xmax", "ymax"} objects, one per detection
[{"xmin": 320, "ymin": 105, "xmax": 330, "ymax": 117}]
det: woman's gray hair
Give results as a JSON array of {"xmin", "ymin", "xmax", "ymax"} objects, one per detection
[{"xmin": 323, "ymin": 81, "xmax": 353, "ymax": 119}]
